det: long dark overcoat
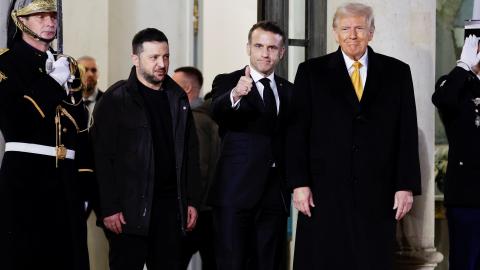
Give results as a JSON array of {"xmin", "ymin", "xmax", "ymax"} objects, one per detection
[{"xmin": 286, "ymin": 47, "xmax": 422, "ymax": 270}]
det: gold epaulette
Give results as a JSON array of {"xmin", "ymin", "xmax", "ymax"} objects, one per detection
[
  {"xmin": 0, "ymin": 48, "xmax": 9, "ymax": 83},
  {"xmin": 24, "ymin": 95, "xmax": 45, "ymax": 118},
  {"xmin": 0, "ymin": 71, "xmax": 6, "ymax": 82}
]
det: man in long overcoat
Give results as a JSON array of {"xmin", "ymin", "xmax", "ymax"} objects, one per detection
[{"xmin": 286, "ymin": 3, "xmax": 421, "ymax": 270}]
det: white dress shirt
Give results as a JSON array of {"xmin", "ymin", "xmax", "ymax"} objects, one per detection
[
  {"xmin": 83, "ymin": 88, "xmax": 100, "ymax": 126},
  {"xmin": 342, "ymin": 50, "xmax": 368, "ymax": 89}
]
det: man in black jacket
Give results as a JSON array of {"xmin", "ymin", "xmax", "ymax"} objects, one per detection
[
  {"xmin": 92, "ymin": 28, "xmax": 201, "ymax": 270},
  {"xmin": 433, "ymin": 33, "xmax": 480, "ymax": 270}
]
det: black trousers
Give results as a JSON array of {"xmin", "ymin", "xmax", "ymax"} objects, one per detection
[
  {"xmin": 105, "ymin": 196, "xmax": 183, "ymax": 270},
  {"xmin": 213, "ymin": 168, "xmax": 288, "ymax": 270},
  {"xmin": 447, "ymin": 207, "xmax": 480, "ymax": 270},
  {"xmin": 180, "ymin": 209, "xmax": 217, "ymax": 270}
]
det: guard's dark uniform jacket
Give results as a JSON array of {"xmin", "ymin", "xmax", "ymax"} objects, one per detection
[
  {"xmin": 433, "ymin": 66, "xmax": 480, "ymax": 208},
  {"xmin": 0, "ymin": 40, "xmax": 91, "ymax": 270}
]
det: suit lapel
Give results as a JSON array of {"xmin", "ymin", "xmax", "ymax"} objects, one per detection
[
  {"xmin": 275, "ymin": 75, "xmax": 287, "ymax": 119},
  {"xmin": 360, "ymin": 47, "xmax": 382, "ymax": 109},
  {"xmin": 328, "ymin": 48, "xmax": 360, "ymax": 115}
]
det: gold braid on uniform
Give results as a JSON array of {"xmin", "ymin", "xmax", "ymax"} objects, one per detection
[
  {"xmin": 0, "ymin": 49, "xmax": 8, "ymax": 83},
  {"xmin": 59, "ymin": 106, "xmax": 80, "ymax": 133},
  {"xmin": 23, "ymin": 95, "xmax": 46, "ymax": 118},
  {"xmin": 58, "ymin": 106, "xmax": 90, "ymax": 133},
  {"xmin": 0, "ymin": 71, "xmax": 7, "ymax": 83},
  {"xmin": 55, "ymin": 106, "xmax": 66, "ymax": 167}
]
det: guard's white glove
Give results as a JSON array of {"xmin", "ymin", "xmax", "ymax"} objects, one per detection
[
  {"xmin": 458, "ymin": 34, "xmax": 480, "ymax": 71},
  {"xmin": 48, "ymin": 56, "xmax": 71, "ymax": 86}
]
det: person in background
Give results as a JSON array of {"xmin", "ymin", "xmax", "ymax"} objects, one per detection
[
  {"xmin": 77, "ymin": 55, "xmax": 110, "ymax": 270},
  {"xmin": 78, "ymin": 55, "xmax": 102, "ymax": 127},
  {"xmin": 173, "ymin": 66, "xmax": 220, "ymax": 270}
]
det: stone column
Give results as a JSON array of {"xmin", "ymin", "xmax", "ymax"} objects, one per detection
[{"xmin": 325, "ymin": 1, "xmax": 443, "ymax": 269}]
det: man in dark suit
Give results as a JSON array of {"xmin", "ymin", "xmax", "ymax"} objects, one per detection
[
  {"xmin": 77, "ymin": 55, "xmax": 109, "ymax": 270},
  {"xmin": 286, "ymin": 3, "xmax": 421, "ymax": 270},
  {"xmin": 78, "ymin": 56, "xmax": 103, "ymax": 127},
  {"xmin": 78, "ymin": 55, "xmax": 103, "ymax": 217},
  {"xmin": 209, "ymin": 21, "xmax": 292, "ymax": 270}
]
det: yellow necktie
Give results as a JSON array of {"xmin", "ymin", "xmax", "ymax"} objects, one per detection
[{"xmin": 351, "ymin": 61, "xmax": 363, "ymax": 100}]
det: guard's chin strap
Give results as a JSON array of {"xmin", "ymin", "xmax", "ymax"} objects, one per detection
[
  {"xmin": 33, "ymin": 35, "xmax": 56, "ymax": 44},
  {"xmin": 11, "ymin": 11, "xmax": 56, "ymax": 44}
]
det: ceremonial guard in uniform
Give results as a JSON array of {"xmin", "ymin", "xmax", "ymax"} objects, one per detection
[
  {"xmin": 433, "ymin": 32, "xmax": 480, "ymax": 270},
  {"xmin": 0, "ymin": 1, "xmax": 92, "ymax": 269}
]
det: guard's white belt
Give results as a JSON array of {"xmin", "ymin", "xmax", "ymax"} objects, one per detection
[{"xmin": 5, "ymin": 142, "xmax": 75, "ymax": 160}]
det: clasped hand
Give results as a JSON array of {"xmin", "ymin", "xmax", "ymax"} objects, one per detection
[{"xmin": 46, "ymin": 51, "xmax": 72, "ymax": 86}]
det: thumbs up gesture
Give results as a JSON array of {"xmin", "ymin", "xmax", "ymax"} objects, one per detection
[{"xmin": 232, "ymin": 66, "xmax": 253, "ymax": 102}]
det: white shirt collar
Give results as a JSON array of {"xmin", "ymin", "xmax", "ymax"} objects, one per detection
[
  {"xmin": 248, "ymin": 65, "xmax": 275, "ymax": 85},
  {"xmin": 342, "ymin": 49, "xmax": 368, "ymax": 70}
]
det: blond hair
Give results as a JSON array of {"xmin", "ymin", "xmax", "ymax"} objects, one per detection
[{"xmin": 333, "ymin": 3, "xmax": 375, "ymax": 31}]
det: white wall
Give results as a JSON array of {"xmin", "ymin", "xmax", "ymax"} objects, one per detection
[
  {"xmin": 64, "ymin": 0, "xmax": 193, "ymax": 90},
  {"xmin": 0, "ymin": 0, "xmax": 8, "ymax": 48},
  {"xmin": 63, "ymin": 0, "xmax": 109, "ymax": 91},
  {"xmin": 201, "ymin": 0, "xmax": 257, "ymax": 93},
  {"xmin": 107, "ymin": 0, "xmax": 193, "ymax": 85}
]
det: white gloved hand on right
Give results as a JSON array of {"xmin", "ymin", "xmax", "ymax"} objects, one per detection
[
  {"xmin": 48, "ymin": 56, "xmax": 70, "ymax": 86},
  {"xmin": 458, "ymin": 34, "xmax": 480, "ymax": 71}
]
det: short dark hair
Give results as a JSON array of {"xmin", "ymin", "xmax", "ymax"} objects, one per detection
[
  {"xmin": 174, "ymin": 66, "xmax": 203, "ymax": 88},
  {"xmin": 132, "ymin": 28, "xmax": 168, "ymax": 55},
  {"xmin": 248, "ymin": 21, "xmax": 286, "ymax": 46}
]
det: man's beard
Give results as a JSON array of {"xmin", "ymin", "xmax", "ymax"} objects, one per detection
[
  {"xmin": 84, "ymin": 82, "xmax": 97, "ymax": 95},
  {"xmin": 140, "ymin": 69, "xmax": 164, "ymax": 85}
]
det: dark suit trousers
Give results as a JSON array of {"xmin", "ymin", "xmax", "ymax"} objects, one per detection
[
  {"xmin": 180, "ymin": 210, "xmax": 216, "ymax": 270},
  {"xmin": 213, "ymin": 168, "xmax": 287, "ymax": 270},
  {"xmin": 447, "ymin": 207, "xmax": 480, "ymax": 270},
  {"xmin": 105, "ymin": 195, "xmax": 183, "ymax": 270}
]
